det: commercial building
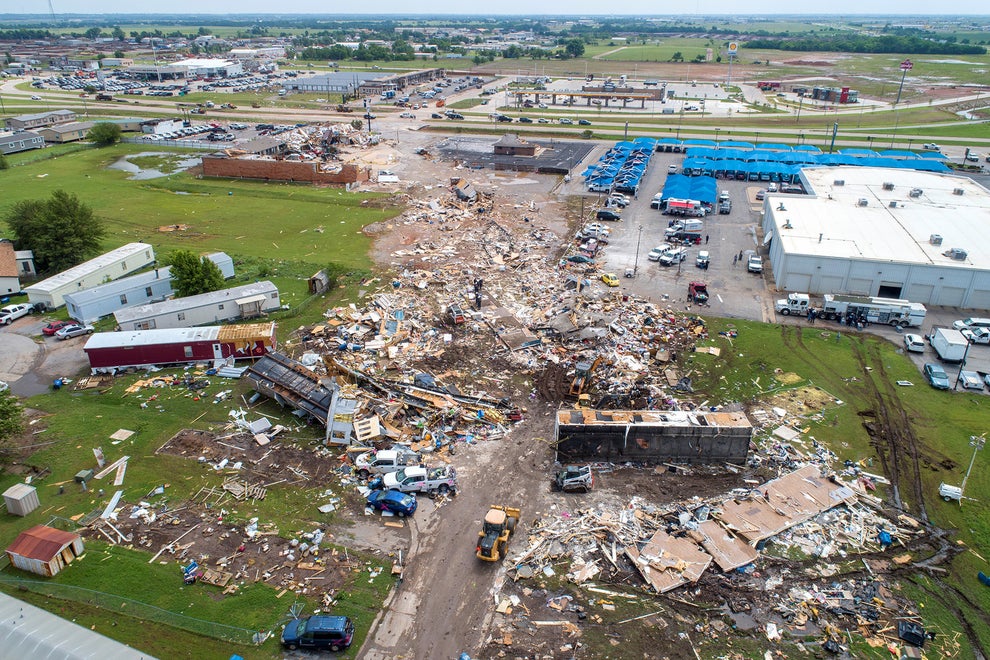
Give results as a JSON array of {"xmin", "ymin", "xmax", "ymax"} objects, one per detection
[
  {"xmin": 24, "ymin": 242, "xmax": 155, "ymax": 310},
  {"xmin": 761, "ymin": 166, "xmax": 990, "ymax": 309},
  {"xmin": 63, "ymin": 252, "xmax": 234, "ymax": 323},
  {"xmin": 113, "ymin": 280, "xmax": 280, "ymax": 330},
  {"xmin": 553, "ymin": 409, "xmax": 752, "ymax": 465},
  {"xmin": 0, "ymin": 130, "xmax": 45, "ymax": 155}
]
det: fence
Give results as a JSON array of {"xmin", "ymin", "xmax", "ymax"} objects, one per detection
[
  {"xmin": 0, "ymin": 574, "xmax": 263, "ymax": 645},
  {"xmin": 121, "ymin": 137, "xmax": 220, "ymax": 150}
]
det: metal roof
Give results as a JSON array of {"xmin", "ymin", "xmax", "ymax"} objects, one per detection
[
  {"xmin": 8, "ymin": 109, "xmax": 75, "ymax": 123},
  {"xmin": 64, "ymin": 267, "xmax": 172, "ymax": 306},
  {"xmin": 0, "ymin": 131, "xmax": 43, "ymax": 146},
  {"xmin": 113, "ymin": 281, "xmax": 277, "ymax": 324},
  {"xmin": 6, "ymin": 525, "xmax": 79, "ymax": 562},
  {"xmin": 0, "ymin": 591, "xmax": 157, "ymax": 660},
  {"xmin": 24, "ymin": 243, "xmax": 153, "ymax": 294},
  {"xmin": 768, "ymin": 166, "xmax": 990, "ymax": 266},
  {"xmin": 84, "ymin": 326, "xmax": 222, "ymax": 351}
]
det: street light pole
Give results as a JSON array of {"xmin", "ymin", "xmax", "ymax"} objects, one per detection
[
  {"xmin": 960, "ymin": 436, "xmax": 985, "ymax": 497},
  {"xmin": 633, "ymin": 225, "xmax": 643, "ymax": 275}
]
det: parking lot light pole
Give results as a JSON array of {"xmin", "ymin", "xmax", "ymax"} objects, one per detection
[
  {"xmin": 954, "ymin": 340, "xmax": 972, "ymax": 390},
  {"xmin": 633, "ymin": 225, "xmax": 643, "ymax": 275},
  {"xmin": 960, "ymin": 436, "xmax": 985, "ymax": 501}
]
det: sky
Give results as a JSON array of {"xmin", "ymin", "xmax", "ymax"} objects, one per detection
[{"xmin": 16, "ymin": 2, "xmax": 990, "ymax": 16}]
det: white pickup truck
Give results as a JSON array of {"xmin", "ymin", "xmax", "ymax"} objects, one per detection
[
  {"xmin": 353, "ymin": 448, "xmax": 420, "ymax": 480},
  {"xmin": 383, "ymin": 465, "xmax": 458, "ymax": 495},
  {"xmin": 0, "ymin": 303, "xmax": 33, "ymax": 326}
]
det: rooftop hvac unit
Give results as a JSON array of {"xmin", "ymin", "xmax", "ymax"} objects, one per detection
[
  {"xmin": 882, "ymin": 182, "xmax": 895, "ymax": 190},
  {"xmin": 909, "ymin": 188, "xmax": 923, "ymax": 197},
  {"xmin": 889, "ymin": 201, "xmax": 898, "ymax": 208},
  {"xmin": 953, "ymin": 188, "xmax": 965, "ymax": 196},
  {"xmin": 930, "ymin": 234, "xmax": 943, "ymax": 246},
  {"xmin": 946, "ymin": 248, "xmax": 968, "ymax": 261},
  {"xmin": 857, "ymin": 198, "xmax": 869, "ymax": 207},
  {"xmin": 833, "ymin": 179, "xmax": 845, "ymax": 186}
]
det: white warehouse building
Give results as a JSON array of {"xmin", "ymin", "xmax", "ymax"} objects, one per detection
[{"xmin": 761, "ymin": 166, "xmax": 990, "ymax": 310}]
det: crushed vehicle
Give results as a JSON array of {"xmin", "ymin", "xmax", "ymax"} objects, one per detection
[
  {"xmin": 367, "ymin": 489, "xmax": 418, "ymax": 516},
  {"xmin": 688, "ymin": 281, "xmax": 709, "ymax": 305},
  {"xmin": 553, "ymin": 465, "xmax": 594, "ymax": 492},
  {"xmin": 353, "ymin": 448, "xmax": 420, "ymax": 480},
  {"xmin": 477, "ymin": 505, "xmax": 520, "ymax": 562},
  {"xmin": 382, "ymin": 465, "xmax": 457, "ymax": 495}
]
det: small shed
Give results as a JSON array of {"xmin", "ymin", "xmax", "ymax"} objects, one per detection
[
  {"xmin": 3, "ymin": 484, "xmax": 40, "ymax": 517},
  {"xmin": 6, "ymin": 525, "xmax": 84, "ymax": 577}
]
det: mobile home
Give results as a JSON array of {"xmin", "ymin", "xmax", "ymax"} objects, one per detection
[
  {"xmin": 24, "ymin": 243, "xmax": 155, "ymax": 310},
  {"xmin": 113, "ymin": 280, "xmax": 279, "ymax": 330}
]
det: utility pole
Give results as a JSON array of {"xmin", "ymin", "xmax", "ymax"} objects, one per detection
[
  {"xmin": 895, "ymin": 59, "xmax": 913, "ymax": 106},
  {"xmin": 961, "ymin": 436, "xmax": 985, "ymax": 497},
  {"xmin": 633, "ymin": 225, "xmax": 643, "ymax": 275}
]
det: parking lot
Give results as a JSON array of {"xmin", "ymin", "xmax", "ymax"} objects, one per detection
[{"xmin": 561, "ymin": 147, "xmax": 772, "ymax": 322}]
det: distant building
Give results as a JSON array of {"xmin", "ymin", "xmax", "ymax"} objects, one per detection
[
  {"xmin": 114, "ymin": 280, "xmax": 281, "ymax": 330},
  {"xmin": 37, "ymin": 121, "xmax": 95, "ymax": 144},
  {"xmin": 494, "ymin": 133, "xmax": 537, "ymax": 157},
  {"xmin": 100, "ymin": 57, "xmax": 134, "ymax": 67},
  {"xmin": 6, "ymin": 525, "xmax": 84, "ymax": 577},
  {"xmin": 169, "ymin": 58, "xmax": 244, "ymax": 78},
  {"xmin": 0, "ymin": 131, "xmax": 45, "ymax": 155},
  {"xmin": 6, "ymin": 109, "xmax": 77, "ymax": 132},
  {"xmin": 25, "ymin": 242, "xmax": 155, "ymax": 310}
]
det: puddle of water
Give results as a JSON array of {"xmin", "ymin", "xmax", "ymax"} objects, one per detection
[{"xmin": 107, "ymin": 152, "xmax": 201, "ymax": 180}]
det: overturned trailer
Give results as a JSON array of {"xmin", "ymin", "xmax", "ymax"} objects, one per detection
[
  {"xmin": 84, "ymin": 323, "xmax": 276, "ymax": 373},
  {"xmin": 554, "ymin": 408, "xmax": 751, "ymax": 465}
]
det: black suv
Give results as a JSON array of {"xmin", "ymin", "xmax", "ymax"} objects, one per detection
[{"xmin": 281, "ymin": 615, "xmax": 354, "ymax": 652}]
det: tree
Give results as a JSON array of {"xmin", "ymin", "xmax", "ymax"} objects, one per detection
[
  {"xmin": 671, "ymin": 51, "xmax": 684, "ymax": 62},
  {"xmin": 111, "ymin": 26, "xmax": 125, "ymax": 41},
  {"xmin": 113, "ymin": 49, "xmax": 125, "ymax": 58},
  {"xmin": 0, "ymin": 389, "xmax": 24, "ymax": 459},
  {"xmin": 5, "ymin": 190, "xmax": 105, "ymax": 273},
  {"xmin": 0, "ymin": 154, "xmax": 8, "ymax": 170},
  {"xmin": 84, "ymin": 27, "xmax": 103, "ymax": 40},
  {"xmin": 565, "ymin": 39, "xmax": 585, "ymax": 59},
  {"xmin": 88, "ymin": 122, "xmax": 121, "ymax": 146},
  {"xmin": 164, "ymin": 250, "xmax": 224, "ymax": 298}
]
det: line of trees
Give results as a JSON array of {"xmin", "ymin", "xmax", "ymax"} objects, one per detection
[
  {"xmin": 300, "ymin": 41, "xmax": 415, "ymax": 62},
  {"xmin": 745, "ymin": 35, "xmax": 986, "ymax": 55}
]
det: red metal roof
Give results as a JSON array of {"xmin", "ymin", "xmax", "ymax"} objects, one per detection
[{"xmin": 6, "ymin": 525, "xmax": 80, "ymax": 562}]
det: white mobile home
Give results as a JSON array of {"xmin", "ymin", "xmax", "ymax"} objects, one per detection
[
  {"xmin": 114, "ymin": 281, "xmax": 280, "ymax": 330},
  {"xmin": 63, "ymin": 252, "xmax": 235, "ymax": 323},
  {"xmin": 24, "ymin": 243, "xmax": 155, "ymax": 310}
]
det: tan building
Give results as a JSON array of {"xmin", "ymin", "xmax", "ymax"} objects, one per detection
[
  {"xmin": 37, "ymin": 121, "xmax": 95, "ymax": 144},
  {"xmin": 6, "ymin": 109, "xmax": 77, "ymax": 131}
]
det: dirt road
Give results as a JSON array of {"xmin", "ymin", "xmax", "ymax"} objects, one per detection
[{"xmin": 360, "ymin": 415, "xmax": 555, "ymax": 660}]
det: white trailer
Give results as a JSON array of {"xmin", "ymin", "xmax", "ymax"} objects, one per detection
[{"xmin": 929, "ymin": 328, "xmax": 968, "ymax": 363}]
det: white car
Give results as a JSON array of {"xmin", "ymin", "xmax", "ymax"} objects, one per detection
[
  {"xmin": 54, "ymin": 323, "xmax": 94, "ymax": 340},
  {"xmin": 922, "ymin": 143, "xmax": 940, "ymax": 151},
  {"xmin": 903, "ymin": 334, "xmax": 926, "ymax": 353},
  {"xmin": 30, "ymin": 94, "xmax": 42, "ymax": 100},
  {"xmin": 952, "ymin": 317, "xmax": 990, "ymax": 331}
]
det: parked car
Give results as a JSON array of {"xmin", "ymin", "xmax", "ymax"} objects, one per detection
[
  {"xmin": 607, "ymin": 194, "xmax": 629, "ymax": 208},
  {"xmin": 366, "ymin": 489, "xmax": 418, "ymax": 516},
  {"xmin": 667, "ymin": 164, "xmax": 678, "ymax": 175},
  {"xmin": 718, "ymin": 200, "xmax": 732, "ymax": 214},
  {"xmin": 923, "ymin": 363, "xmax": 951, "ymax": 390},
  {"xmin": 648, "ymin": 244, "xmax": 673, "ymax": 261},
  {"xmin": 382, "ymin": 465, "xmax": 457, "ymax": 494},
  {"xmin": 42, "ymin": 321, "xmax": 73, "ymax": 336},
  {"xmin": 54, "ymin": 323, "xmax": 94, "ymax": 340},
  {"xmin": 659, "ymin": 247, "xmax": 687, "ymax": 266},
  {"xmin": 747, "ymin": 255, "xmax": 764, "ymax": 273},
  {"xmin": 559, "ymin": 118, "xmax": 573, "ymax": 125},
  {"xmin": 578, "ymin": 119, "xmax": 592, "ymax": 126},
  {"xmin": 601, "ymin": 273, "xmax": 620, "ymax": 287},
  {"xmin": 696, "ymin": 250, "xmax": 710, "ymax": 269},
  {"xmin": 577, "ymin": 223, "xmax": 610, "ymax": 240},
  {"xmin": 431, "ymin": 113, "xmax": 443, "ymax": 119},
  {"xmin": 281, "ymin": 615, "xmax": 354, "ymax": 651},
  {"xmin": 518, "ymin": 117, "xmax": 533, "ymax": 123},
  {"xmin": 537, "ymin": 118, "xmax": 550, "ymax": 124},
  {"xmin": 755, "ymin": 190, "xmax": 766, "ymax": 201},
  {"xmin": 596, "ymin": 209, "xmax": 621, "ymax": 221},
  {"xmin": 903, "ymin": 334, "xmax": 926, "ymax": 353},
  {"xmin": 0, "ymin": 304, "xmax": 34, "ymax": 326}
]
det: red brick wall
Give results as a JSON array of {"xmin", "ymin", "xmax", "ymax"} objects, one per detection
[{"xmin": 201, "ymin": 157, "xmax": 370, "ymax": 185}]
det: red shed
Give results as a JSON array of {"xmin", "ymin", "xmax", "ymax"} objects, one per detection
[
  {"xmin": 83, "ymin": 322, "xmax": 277, "ymax": 373},
  {"xmin": 6, "ymin": 525, "xmax": 85, "ymax": 577}
]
